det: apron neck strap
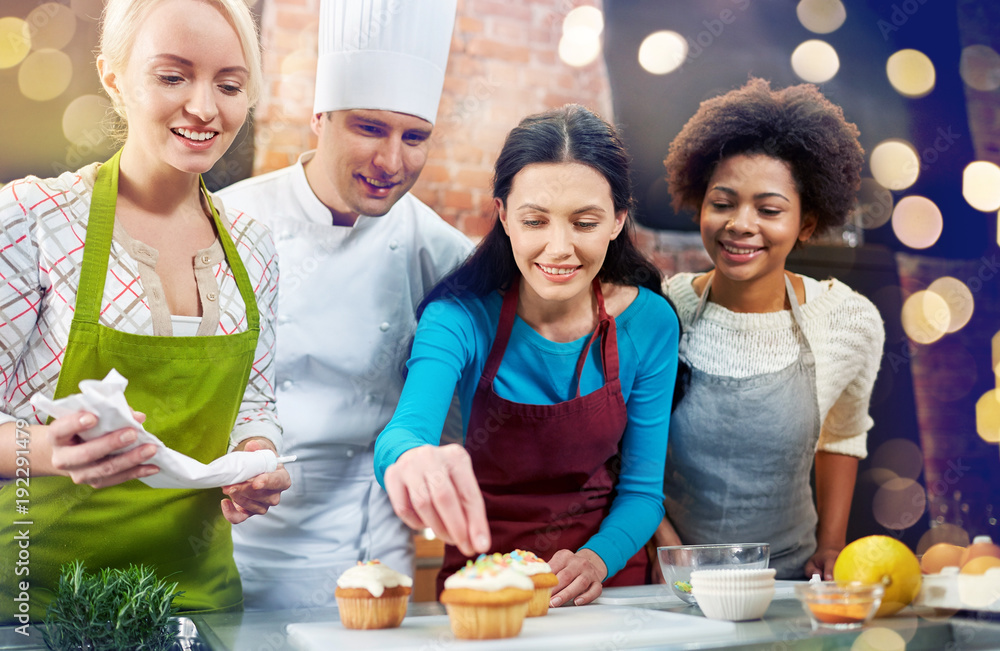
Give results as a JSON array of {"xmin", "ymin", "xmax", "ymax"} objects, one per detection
[
  {"xmin": 571, "ymin": 277, "xmax": 618, "ymax": 397},
  {"xmin": 693, "ymin": 272, "xmax": 810, "ymax": 353},
  {"xmin": 78, "ymin": 149, "xmax": 259, "ymax": 331},
  {"xmin": 76, "ymin": 149, "xmax": 124, "ymax": 324},
  {"xmin": 201, "ymin": 175, "xmax": 259, "ymax": 331},
  {"xmin": 482, "ymin": 276, "xmax": 620, "ymax": 393}
]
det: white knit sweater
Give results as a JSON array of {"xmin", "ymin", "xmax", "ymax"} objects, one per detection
[{"xmin": 664, "ymin": 273, "xmax": 885, "ymax": 459}]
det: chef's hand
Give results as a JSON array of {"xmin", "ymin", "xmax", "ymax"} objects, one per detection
[
  {"xmin": 547, "ymin": 548, "xmax": 606, "ymax": 607},
  {"xmin": 222, "ymin": 438, "xmax": 291, "ymax": 524},
  {"xmin": 650, "ymin": 516, "xmax": 683, "ymax": 584},
  {"xmin": 805, "ymin": 546, "xmax": 841, "ymax": 580},
  {"xmin": 48, "ymin": 409, "xmax": 159, "ymax": 488},
  {"xmin": 384, "ymin": 444, "xmax": 490, "ymax": 557}
]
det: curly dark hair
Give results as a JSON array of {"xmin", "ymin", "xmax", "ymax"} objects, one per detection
[{"xmin": 664, "ymin": 77, "xmax": 865, "ymax": 236}]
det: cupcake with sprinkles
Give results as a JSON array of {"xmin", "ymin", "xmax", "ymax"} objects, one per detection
[
  {"xmin": 439, "ymin": 553, "xmax": 534, "ymax": 639},
  {"xmin": 505, "ymin": 549, "xmax": 559, "ymax": 617},
  {"xmin": 335, "ymin": 560, "xmax": 412, "ymax": 629}
]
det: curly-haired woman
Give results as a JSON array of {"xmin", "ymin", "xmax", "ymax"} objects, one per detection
[{"xmin": 655, "ymin": 78, "xmax": 885, "ymax": 580}]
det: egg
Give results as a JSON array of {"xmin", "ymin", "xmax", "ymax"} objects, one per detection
[
  {"xmin": 920, "ymin": 542, "xmax": 966, "ymax": 574},
  {"xmin": 959, "ymin": 536, "xmax": 1000, "ymax": 568},
  {"xmin": 960, "ymin": 555, "xmax": 1000, "ymax": 575}
]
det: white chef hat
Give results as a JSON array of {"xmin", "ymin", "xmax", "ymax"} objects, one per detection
[{"xmin": 313, "ymin": 0, "xmax": 457, "ymax": 125}]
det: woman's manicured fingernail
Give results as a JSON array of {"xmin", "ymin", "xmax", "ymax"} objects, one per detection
[
  {"xmin": 142, "ymin": 467, "xmax": 158, "ymax": 476},
  {"xmin": 476, "ymin": 536, "xmax": 489, "ymax": 549},
  {"xmin": 80, "ymin": 414, "xmax": 96, "ymax": 427},
  {"xmin": 120, "ymin": 430, "xmax": 136, "ymax": 444},
  {"xmin": 142, "ymin": 446, "xmax": 156, "ymax": 459},
  {"xmin": 550, "ymin": 597, "xmax": 562, "ymax": 608}
]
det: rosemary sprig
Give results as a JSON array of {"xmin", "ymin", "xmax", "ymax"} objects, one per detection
[{"xmin": 41, "ymin": 560, "xmax": 183, "ymax": 651}]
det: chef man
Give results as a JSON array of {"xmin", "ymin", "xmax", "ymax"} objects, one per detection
[{"xmin": 218, "ymin": 0, "xmax": 471, "ymax": 610}]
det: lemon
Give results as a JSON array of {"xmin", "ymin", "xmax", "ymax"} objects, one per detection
[{"xmin": 834, "ymin": 535, "xmax": 922, "ymax": 617}]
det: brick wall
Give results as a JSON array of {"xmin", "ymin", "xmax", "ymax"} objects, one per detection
[{"xmin": 251, "ymin": 0, "xmax": 614, "ymax": 239}]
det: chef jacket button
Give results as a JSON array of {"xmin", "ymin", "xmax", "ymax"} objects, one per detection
[
  {"xmin": 389, "ymin": 240, "xmax": 399, "ymax": 250},
  {"xmin": 365, "ymin": 393, "xmax": 376, "ymax": 403},
  {"xmin": 379, "ymin": 322, "xmax": 390, "ymax": 332},
  {"xmin": 345, "ymin": 448, "xmax": 355, "ymax": 458},
  {"xmin": 206, "ymin": 291, "xmax": 217, "ymax": 302},
  {"xmin": 201, "ymin": 254, "xmax": 211, "ymax": 264},
  {"xmin": 281, "ymin": 380, "xmax": 293, "ymax": 391}
]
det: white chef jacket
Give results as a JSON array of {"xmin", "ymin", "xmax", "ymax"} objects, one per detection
[{"xmin": 217, "ymin": 152, "xmax": 472, "ymax": 610}]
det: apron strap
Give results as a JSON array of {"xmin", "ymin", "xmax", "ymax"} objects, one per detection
[
  {"xmin": 693, "ymin": 272, "xmax": 811, "ymax": 357},
  {"xmin": 483, "ymin": 276, "xmax": 622, "ymax": 396},
  {"xmin": 201, "ymin": 176, "xmax": 259, "ymax": 332},
  {"xmin": 75, "ymin": 150, "xmax": 259, "ymax": 332},
  {"xmin": 571, "ymin": 278, "xmax": 619, "ymax": 397},
  {"xmin": 75, "ymin": 149, "xmax": 123, "ymax": 324},
  {"xmin": 480, "ymin": 278, "xmax": 520, "ymax": 383}
]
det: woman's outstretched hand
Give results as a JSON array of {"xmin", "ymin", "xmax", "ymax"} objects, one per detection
[{"xmin": 384, "ymin": 444, "xmax": 491, "ymax": 557}]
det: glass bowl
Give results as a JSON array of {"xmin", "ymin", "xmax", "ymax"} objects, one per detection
[
  {"xmin": 657, "ymin": 543, "xmax": 770, "ymax": 605},
  {"xmin": 794, "ymin": 580, "xmax": 884, "ymax": 630}
]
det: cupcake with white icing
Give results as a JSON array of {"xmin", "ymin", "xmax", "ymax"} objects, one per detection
[
  {"xmin": 335, "ymin": 560, "xmax": 412, "ymax": 629},
  {"xmin": 439, "ymin": 553, "xmax": 533, "ymax": 639},
  {"xmin": 505, "ymin": 549, "xmax": 559, "ymax": 617}
]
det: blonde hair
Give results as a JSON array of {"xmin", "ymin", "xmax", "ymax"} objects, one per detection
[{"xmin": 99, "ymin": 0, "xmax": 262, "ymax": 120}]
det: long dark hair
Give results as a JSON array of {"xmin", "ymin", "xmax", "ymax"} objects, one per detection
[{"xmin": 419, "ymin": 104, "xmax": 663, "ymax": 317}]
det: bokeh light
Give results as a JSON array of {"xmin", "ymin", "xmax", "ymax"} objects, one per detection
[
  {"xmin": 790, "ymin": 39, "xmax": 839, "ymax": 83},
  {"xmin": 563, "ymin": 6, "xmax": 604, "ymax": 35},
  {"xmin": 886, "ymin": 49, "xmax": 935, "ymax": 98},
  {"xmin": 891, "ymin": 195, "xmax": 942, "ymax": 249},
  {"xmin": 18, "ymin": 49, "xmax": 72, "ymax": 101},
  {"xmin": 874, "ymin": 480, "xmax": 926, "ymax": 531},
  {"xmin": 796, "ymin": 0, "xmax": 846, "ymax": 34},
  {"xmin": 960, "ymin": 44, "xmax": 1000, "ymax": 92},
  {"xmin": 0, "ymin": 17, "xmax": 31, "ymax": 69},
  {"xmin": 559, "ymin": 27, "xmax": 602, "ymax": 68},
  {"xmin": 26, "ymin": 3, "xmax": 77, "ymax": 51},
  {"xmin": 855, "ymin": 177, "xmax": 894, "ymax": 229},
  {"xmin": 916, "ymin": 523, "xmax": 970, "ymax": 554},
  {"xmin": 977, "ymin": 389, "xmax": 1000, "ymax": 443},
  {"xmin": 849, "ymin": 626, "xmax": 907, "ymax": 651},
  {"xmin": 870, "ymin": 438, "xmax": 924, "ymax": 481},
  {"xmin": 62, "ymin": 94, "xmax": 111, "ymax": 147},
  {"xmin": 870, "ymin": 140, "xmax": 919, "ymax": 190},
  {"xmin": 927, "ymin": 277, "xmax": 974, "ymax": 334},
  {"xmin": 962, "ymin": 161, "xmax": 1000, "ymax": 212},
  {"xmin": 638, "ymin": 31, "xmax": 686, "ymax": 75},
  {"xmin": 993, "ymin": 331, "xmax": 1000, "ymax": 379},
  {"xmin": 901, "ymin": 289, "xmax": 949, "ymax": 344}
]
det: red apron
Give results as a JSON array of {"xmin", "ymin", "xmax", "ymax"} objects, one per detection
[{"xmin": 437, "ymin": 277, "xmax": 649, "ymax": 594}]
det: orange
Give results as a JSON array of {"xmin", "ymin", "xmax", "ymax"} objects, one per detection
[{"xmin": 833, "ymin": 535, "xmax": 922, "ymax": 617}]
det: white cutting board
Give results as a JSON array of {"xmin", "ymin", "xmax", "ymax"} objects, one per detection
[{"xmin": 286, "ymin": 605, "xmax": 735, "ymax": 651}]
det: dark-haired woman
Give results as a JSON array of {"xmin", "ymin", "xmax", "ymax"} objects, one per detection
[
  {"xmin": 374, "ymin": 105, "xmax": 679, "ymax": 607},
  {"xmin": 654, "ymin": 78, "xmax": 884, "ymax": 581}
]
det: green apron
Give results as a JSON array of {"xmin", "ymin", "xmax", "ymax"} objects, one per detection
[{"xmin": 1, "ymin": 149, "xmax": 258, "ymax": 623}]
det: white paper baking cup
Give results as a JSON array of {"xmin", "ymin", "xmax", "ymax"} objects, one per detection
[
  {"xmin": 690, "ymin": 568, "xmax": 776, "ymax": 590},
  {"xmin": 691, "ymin": 584, "xmax": 776, "ymax": 621}
]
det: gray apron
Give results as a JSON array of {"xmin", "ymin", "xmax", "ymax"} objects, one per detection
[{"xmin": 664, "ymin": 275, "xmax": 821, "ymax": 579}]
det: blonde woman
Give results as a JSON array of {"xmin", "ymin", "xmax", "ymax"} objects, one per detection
[{"xmin": 0, "ymin": 0, "xmax": 287, "ymax": 620}]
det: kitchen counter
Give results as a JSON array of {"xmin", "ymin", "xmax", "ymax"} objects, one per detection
[{"xmin": 3, "ymin": 584, "xmax": 999, "ymax": 650}]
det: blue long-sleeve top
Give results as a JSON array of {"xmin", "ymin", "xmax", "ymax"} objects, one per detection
[{"xmin": 374, "ymin": 286, "xmax": 679, "ymax": 578}]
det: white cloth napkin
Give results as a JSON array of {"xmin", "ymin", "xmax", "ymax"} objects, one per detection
[{"xmin": 30, "ymin": 369, "xmax": 294, "ymax": 489}]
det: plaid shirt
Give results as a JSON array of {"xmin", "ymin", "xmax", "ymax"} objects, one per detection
[{"xmin": 0, "ymin": 163, "xmax": 280, "ymax": 449}]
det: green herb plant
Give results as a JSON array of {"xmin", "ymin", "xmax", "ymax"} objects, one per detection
[{"xmin": 41, "ymin": 560, "xmax": 183, "ymax": 651}]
